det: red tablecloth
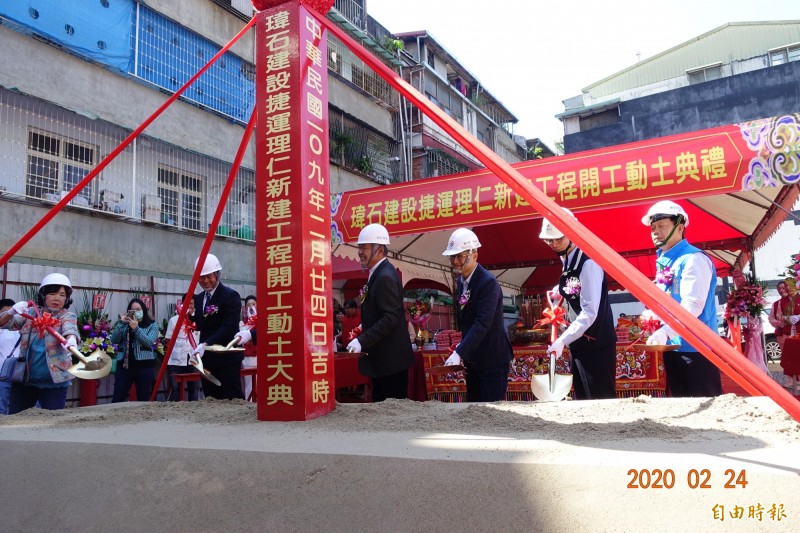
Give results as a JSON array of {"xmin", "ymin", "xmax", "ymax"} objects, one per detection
[
  {"xmin": 333, "ymin": 352, "xmax": 427, "ymax": 402},
  {"xmin": 333, "ymin": 353, "xmax": 369, "ymax": 388},
  {"xmin": 421, "ymin": 344, "xmax": 666, "ymax": 401},
  {"xmin": 781, "ymin": 336, "xmax": 800, "ymax": 376}
]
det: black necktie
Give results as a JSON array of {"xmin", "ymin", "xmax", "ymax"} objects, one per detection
[{"xmin": 204, "ymin": 291, "xmax": 212, "ymax": 309}]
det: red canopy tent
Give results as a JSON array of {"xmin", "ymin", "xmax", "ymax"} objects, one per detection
[{"xmin": 331, "ymin": 116, "xmax": 799, "ymax": 294}]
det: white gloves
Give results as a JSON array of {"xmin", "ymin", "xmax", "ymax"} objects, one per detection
[
  {"xmin": 547, "ymin": 339, "xmax": 565, "ymax": 358},
  {"xmin": 639, "ymin": 309, "xmax": 660, "ymax": 323},
  {"xmin": 444, "ymin": 351, "xmax": 462, "ymax": 366},
  {"xmin": 235, "ymin": 328, "xmax": 252, "ymax": 345},
  {"xmin": 8, "ymin": 301, "xmax": 28, "ymax": 316},
  {"xmin": 62, "ymin": 335, "xmax": 78, "ymax": 351},
  {"xmin": 346, "ymin": 338, "xmax": 361, "ymax": 353},
  {"xmin": 791, "ymin": 315, "xmax": 800, "ymax": 325},
  {"xmin": 647, "ymin": 327, "xmax": 669, "ymax": 346},
  {"xmin": 190, "ymin": 343, "xmax": 205, "ymax": 364}
]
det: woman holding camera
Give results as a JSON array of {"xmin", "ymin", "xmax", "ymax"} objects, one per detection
[{"xmin": 110, "ymin": 298, "xmax": 160, "ymax": 403}]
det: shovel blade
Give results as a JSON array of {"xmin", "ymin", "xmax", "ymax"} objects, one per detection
[
  {"xmin": 531, "ymin": 373, "xmax": 573, "ymax": 401},
  {"xmin": 67, "ymin": 349, "xmax": 112, "ymax": 380}
]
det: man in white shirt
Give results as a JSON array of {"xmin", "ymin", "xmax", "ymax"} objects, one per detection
[
  {"xmin": 0, "ymin": 299, "xmax": 22, "ymax": 414},
  {"xmin": 540, "ymin": 211, "xmax": 617, "ymax": 399},
  {"xmin": 165, "ymin": 297, "xmax": 200, "ymax": 401}
]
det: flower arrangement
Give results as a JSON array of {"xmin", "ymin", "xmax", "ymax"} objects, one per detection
[
  {"xmin": 785, "ymin": 252, "xmax": 800, "ymax": 284},
  {"xmin": 408, "ymin": 298, "xmax": 432, "ymax": 326},
  {"xmin": 358, "ymin": 284, "xmax": 368, "ymax": 304},
  {"xmin": 724, "ymin": 275, "xmax": 766, "ymax": 319},
  {"xmin": 152, "ymin": 333, "xmax": 167, "ymax": 357},
  {"xmin": 77, "ymin": 310, "xmax": 112, "ymax": 340},
  {"xmin": 203, "ymin": 305, "xmax": 219, "ymax": 317},
  {"xmin": 563, "ymin": 277, "xmax": 581, "ymax": 296},
  {"xmin": 79, "ymin": 330, "xmax": 116, "ymax": 357},
  {"xmin": 458, "ymin": 290, "xmax": 470, "ymax": 310},
  {"xmin": 655, "ymin": 266, "xmax": 674, "ymax": 288}
]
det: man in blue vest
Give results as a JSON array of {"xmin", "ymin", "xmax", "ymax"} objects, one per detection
[
  {"xmin": 540, "ymin": 209, "xmax": 617, "ymax": 399},
  {"xmin": 641, "ymin": 200, "xmax": 722, "ymax": 397}
]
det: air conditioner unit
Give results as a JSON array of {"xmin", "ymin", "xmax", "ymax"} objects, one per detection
[{"xmin": 141, "ymin": 194, "xmax": 161, "ymax": 222}]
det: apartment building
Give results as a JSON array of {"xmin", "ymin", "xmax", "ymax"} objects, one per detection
[{"xmin": 0, "ymin": 0, "xmax": 531, "ymax": 320}]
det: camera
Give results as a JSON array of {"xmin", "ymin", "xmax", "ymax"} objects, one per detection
[{"xmin": 126, "ymin": 310, "xmax": 136, "ymax": 319}]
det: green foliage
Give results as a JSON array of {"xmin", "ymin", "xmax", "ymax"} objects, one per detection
[
  {"xmin": 382, "ymin": 37, "xmax": 404, "ymax": 53},
  {"xmin": 357, "ymin": 155, "xmax": 372, "ymax": 173},
  {"xmin": 527, "ymin": 145, "xmax": 543, "ymax": 160}
]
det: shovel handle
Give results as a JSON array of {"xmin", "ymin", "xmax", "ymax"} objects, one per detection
[
  {"xmin": 20, "ymin": 312, "xmax": 88, "ymax": 363},
  {"xmin": 68, "ymin": 346, "xmax": 90, "ymax": 364},
  {"xmin": 223, "ymin": 338, "xmax": 238, "ymax": 351}
]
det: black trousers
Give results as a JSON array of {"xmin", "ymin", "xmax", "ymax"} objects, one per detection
[
  {"xmin": 465, "ymin": 365, "xmax": 508, "ymax": 402},
  {"xmin": 371, "ymin": 368, "xmax": 408, "ymax": 402},
  {"xmin": 202, "ymin": 352, "xmax": 245, "ymax": 400},
  {"xmin": 571, "ymin": 343, "xmax": 617, "ymax": 400},
  {"xmin": 664, "ymin": 351, "xmax": 722, "ymax": 397}
]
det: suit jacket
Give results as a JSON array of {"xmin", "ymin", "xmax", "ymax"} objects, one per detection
[
  {"xmin": 190, "ymin": 283, "xmax": 242, "ymax": 369},
  {"xmin": 457, "ymin": 264, "xmax": 513, "ymax": 371},
  {"xmin": 357, "ymin": 259, "xmax": 414, "ymax": 378}
]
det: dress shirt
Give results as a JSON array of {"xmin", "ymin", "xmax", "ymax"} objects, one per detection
[{"xmin": 558, "ymin": 248, "xmax": 604, "ymax": 346}]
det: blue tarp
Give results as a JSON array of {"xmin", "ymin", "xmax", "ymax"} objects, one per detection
[{"xmin": 1, "ymin": 0, "xmax": 134, "ymax": 72}]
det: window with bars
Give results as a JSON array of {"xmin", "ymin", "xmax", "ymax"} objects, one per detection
[
  {"xmin": 26, "ymin": 130, "xmax": 96, "ymax": 204},
  {"xmin": 426, "ymin": 149, "xmax": 469, "ymax": 178},
  {"xmin": 327, "ymin": 35, "xmax": 393, "ymax": 104},
  {"xmin": 423, "ymin": 75, "xmax": 463, "ymax": 123},
  {"xmin": 157, "ymin": 167, "xmax": 204, "ymax": 231},
  {"xmin": 769, "ymin": 43, "xmax": 800, "ymax": 66}
]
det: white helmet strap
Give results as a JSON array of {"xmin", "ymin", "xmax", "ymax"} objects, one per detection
[
  {"xmin": 555, "ymin": 241, "xmax": 574, "ymax": 256},
  {"xmin": 652, "ymin": 214, "xmax": 684, "ymax": 247}
]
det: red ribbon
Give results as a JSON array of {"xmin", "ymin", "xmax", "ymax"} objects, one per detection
[
  {"xmin": 626, "ymin": 316, "xmax": 662, "ymax": 347},
  {"xmin": 20, "ymin": 301, "xmax": 61, "ymax": 340},
  {"xmin": 534, "ymin": 296, "xmax": 569, "ymax": 344}
]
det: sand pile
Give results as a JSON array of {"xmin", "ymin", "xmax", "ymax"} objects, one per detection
[{"xmin": 1, "ymin": 395, "xmax": 798, "ymax": 532}]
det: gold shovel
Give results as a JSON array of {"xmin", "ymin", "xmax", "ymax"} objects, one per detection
[
  {"xmin": 66, "ymin": 347, "xmax": 113, "ymax": 380},
  {"xmin": 190, "ymin": 354, "xmax": 222, "ymax": 386}
]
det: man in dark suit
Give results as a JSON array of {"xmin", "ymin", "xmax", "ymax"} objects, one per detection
[
  {"xmin": 443, "ymin": 228, "xmax": 513, "ymax": 402},
  {"xmin": 188, "ymin": 253, "xmax": 244, "ymax": 400},
  {"xmin": 346, "ymin": 223, "xmax": 414, "ymax": 402}
]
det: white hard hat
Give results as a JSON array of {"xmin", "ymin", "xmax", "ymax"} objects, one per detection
[
  {"xmin": 39, "ymin": 273, "xmax": 72, "ymax": 290},
  {"xmin": 195, "ymin": 253, "xmax": 223, "ymax": 276},
  {"xmin": 539, "ymin": 209, "xmax": 576, "ymax": 240},
  {"xmin": 641, "ymin": 201, "xmax": 689, "ymax": 226},
  {"xmin": 443, "ymin": 228, "xmax": 481, "ymax": 256},
  {"xmin": 356, "ymin": 223, "xmax": 390, "ymax": 245}
]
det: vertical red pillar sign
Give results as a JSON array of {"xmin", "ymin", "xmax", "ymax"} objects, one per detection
[{"xmin": 254, "ymin": 1, "xmax": 335, "ymax": 420}]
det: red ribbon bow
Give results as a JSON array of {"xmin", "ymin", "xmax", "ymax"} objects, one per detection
[
  {"xmin": 31, "ymin": 311, "xmax": 60, "ymax": 339},
  {"xmin": 534, "ymin": 295, "xmax": 569, "ymax": 344},
  {"xmin": 626, "ymin": 316, "xmax": 662, "ymax": 347}
]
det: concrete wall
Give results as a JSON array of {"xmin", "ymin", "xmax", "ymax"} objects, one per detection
[
  {"xmin": 328, "ymin": 76, "xmax": 394, "ymax": 135},
  {"xmin": 564, "ymin": 61, "xmax": 800, "ymax": 153},
  {"xmin": 0, "ymin": 200, "xmax": 256, "ymax": 283}
]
